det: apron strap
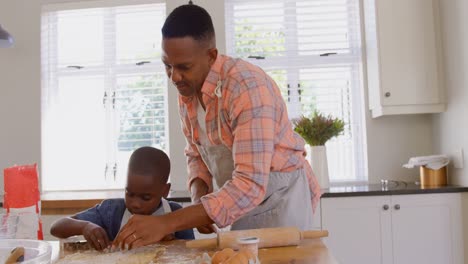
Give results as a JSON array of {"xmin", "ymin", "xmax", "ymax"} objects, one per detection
[
  {"xmin": 214, "ymin": 80, "xmax": 225, "ymax": 144},
  {"xmin": 161, "ymin": 198, "xmax": 172, "ymax": 213}
]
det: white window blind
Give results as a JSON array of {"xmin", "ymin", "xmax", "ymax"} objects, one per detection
[
  {"xmin": 41, "ymin": 1, "xmax": 168, "ymax": 191},
  {"xmin": 226, "ymin": 0, "xmax": 367, "ymax": 183}
]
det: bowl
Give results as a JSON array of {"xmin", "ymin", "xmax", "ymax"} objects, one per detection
[{"xmin": 0, "ymin": 239, "xmax": 52, "ymax": 264}]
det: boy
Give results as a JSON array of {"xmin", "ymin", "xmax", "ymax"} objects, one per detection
[{"xmin": 50, "ymin": 146, "xmax": 194, "ymax": 250}]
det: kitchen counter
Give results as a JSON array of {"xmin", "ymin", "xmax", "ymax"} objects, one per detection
[
  {"xmin": 322, "ymin": 182, "xmax": 468, "ymax": 198},
  {"xmin": 52, "ymin": 239, "xmax": 337, "ymax": 264}
]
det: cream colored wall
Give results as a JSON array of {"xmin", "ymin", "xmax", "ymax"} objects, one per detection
[
  {"xmin": 434, "ymin": 0, "xmax": 468, "ymax": 185},
  {"xmin": 0, "ymin": 0, "xmax": 434, "ymax": 195},
  {"xmin": 0, "ymin": 0, "xmax": 44, "ymax": 195},
  {"xmin": 433, "ymin": 0, "xmax": 468, "ymax": 260}
]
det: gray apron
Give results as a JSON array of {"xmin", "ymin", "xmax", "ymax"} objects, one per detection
[
  {"xmin": 195, "ymin": 78, "xmax": 313, "ymax": 231},
  {"xmin": 119, "ymin": 198, "xmax": 172, "ymax": 231}
]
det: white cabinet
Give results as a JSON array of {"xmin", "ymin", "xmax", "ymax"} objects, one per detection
[
  {"xmin": 321, "ymin": 193, "xmax": 463, "ymax": 264},
  {"xmin": 364, "ymin": 0, "xmax": 445, "ymax": 118}
]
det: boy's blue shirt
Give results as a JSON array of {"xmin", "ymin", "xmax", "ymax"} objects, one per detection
[{"xmin": 74, "ymin": 198, "xmax": 195, "ymax": 240}]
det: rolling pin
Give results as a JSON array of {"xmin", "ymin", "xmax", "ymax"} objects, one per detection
[{"xmin": 186, "ymin": 227, "xmax": 328, "ymax": 249}]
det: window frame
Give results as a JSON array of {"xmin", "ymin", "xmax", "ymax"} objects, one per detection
[
  {"xmin": 40, "ymin": 0, "xmax": 177, "ymax": 192},
  {"xmin": 225, "ymin": 0, "xmax": 368, "ymax": 184}
]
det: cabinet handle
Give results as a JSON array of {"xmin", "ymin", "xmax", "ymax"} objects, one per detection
[
  {"xmin": 385, "ymin": 92, "xmax": 391, "ymax": 97},
  {"xmin": 394, "ymin": 204, "xmax": 400, "ymax": 210},
  {"xmin": 383, "ymin": 204, "xmax": 389, "ymax": 210}
]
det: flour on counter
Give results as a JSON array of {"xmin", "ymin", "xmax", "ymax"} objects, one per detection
[{"xmin": 55, "ymin": 246, "xmax": 166, "ymax": 264}]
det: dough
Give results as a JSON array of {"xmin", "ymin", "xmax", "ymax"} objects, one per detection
[{"xmin": 55, "ymin": 246, "xmax": 166, "ymax": 264}]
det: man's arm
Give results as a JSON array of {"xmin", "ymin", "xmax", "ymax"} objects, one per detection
[
  {"xmin": 112, "ymin": 203, "xmax": 213, "ymax": 250},
  {"xmin": 190, "ymin": 178, "xmax": 209, "ymax": 204},
  {"xmin": 190, "ymin": 178, "xmax": 218, "ymax": 234}
]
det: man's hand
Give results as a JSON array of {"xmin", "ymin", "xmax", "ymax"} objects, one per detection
[
  {"xmin": 81, "ymin": 222, "xmax": 110, "ymax": 251},
  {"xmin": 112, "ymin": 215, "xmax": 169, "ymax": 250},
  {"xmin": 196, "ymin": 224, "xmax": 218, "ymax": 234}
]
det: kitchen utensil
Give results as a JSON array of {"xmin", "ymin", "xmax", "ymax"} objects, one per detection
[{"xmin": 186, "ymin": 227, "xmax": 328, "ymax": 249}]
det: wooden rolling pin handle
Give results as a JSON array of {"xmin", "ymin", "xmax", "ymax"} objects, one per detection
[
  {"xmin": 300, "ymin": 230, "xmax": 329, "ymax": 240},
  {"xmin": 186, "ymin": 238, "xmax": 218, "ymax": 249}
]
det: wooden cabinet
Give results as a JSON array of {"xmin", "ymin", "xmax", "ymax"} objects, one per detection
[
  {"xmin": 321, "ymin": 193, "xmax": 463, "ymax": 264},
  {"xmin": 364, "ymin": 0, "xmax": 445, "ymax": 117}
]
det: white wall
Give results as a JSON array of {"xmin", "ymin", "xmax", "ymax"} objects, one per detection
[
  {"xmin": 433, "ymin": 0, "xmax": 468, "ymax": 260},
  {"xmin": 0, "ymin": 0, "xmax": 44, "ymax": 195},
  {"xmin": 433, "ymin": 0, "xmax": 468, "ymax": 185},
  {"xmin": 365, "ymin": 113, "xmax": 433, "ymax": 184},
  {"xmin": 0, "ymin": 0, "xmax": 434, "ymax": 195}
]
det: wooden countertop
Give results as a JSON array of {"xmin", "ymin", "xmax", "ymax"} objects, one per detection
[{"xmin": 52, "ymin": 239, "xmax": 338, "ymax": 264}]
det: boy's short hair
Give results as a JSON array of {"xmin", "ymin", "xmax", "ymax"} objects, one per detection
[
  {"xmin": 128, "ymin": 146, "xmax": 170, "ymax": 183},
  {"xmin": 161, "ymin": 4, "xmax": 215, "ymax": 43}
]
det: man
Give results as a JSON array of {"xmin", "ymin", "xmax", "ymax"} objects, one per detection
[{"xmin": 113, "ymin": 4, "xmax": 320, "ymax": 249}]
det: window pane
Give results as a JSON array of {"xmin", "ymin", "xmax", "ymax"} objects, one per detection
[
  {"xmin": 300, "ymin": 66, "xmax": 356, "ymax": 181},
  {"xmin": 115, "ymin": 4, "xmax": 166, "ymax": 64},
  {"xmin": 42, "ymin": 76, "xmax": 108, "ymax": 190},
  {"xmin": 42, "ymin": 2, "xmax": 168, "ymax": 191},
  {"xmin": 112, "ymin": 72, "xmax": 168, "ymax": 187},
  {"xmin": 57, "ymin": 9, "xmax": 104, "ymax": 67},
  {"xmin": 266, "ymin": 69, "xmax": 287, "ymax": 98},
  {"xmin": 297, "ymin": 0, "xmax": 354, "ymax": 55},
  {"xmin": 233, "ymin": 2, "xmax": 285, "ymax": 58}
]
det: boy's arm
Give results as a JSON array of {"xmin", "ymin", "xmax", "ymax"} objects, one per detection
[
  {"xmin": 51, "ymin": 216, "xmax": 110, "ymax": 250},
  {"xmin": 50, "ymin": 216, "xmax": 90, "ymax": 238}
]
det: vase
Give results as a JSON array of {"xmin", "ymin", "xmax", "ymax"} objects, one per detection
[{"xmin": 308, "ymin": 145, "xmax": 330, "ymax": 188}]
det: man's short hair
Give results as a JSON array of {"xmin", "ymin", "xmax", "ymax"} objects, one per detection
[
  {"xmin": 128, "ymin": 146, "xmax": 170, "ymax": 183},
  {"xmin": 162, "ymin": 4, "xmax": 215, "ymax": 43}
]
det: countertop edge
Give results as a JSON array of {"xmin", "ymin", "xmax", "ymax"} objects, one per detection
[{"xmin": 321, "ymin": 185, "xmax": 468, "ymax": 198}]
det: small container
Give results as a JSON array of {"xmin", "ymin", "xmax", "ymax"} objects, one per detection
[
  {"xmin": 237, "ymin": 236, "xmax": 259, "ymax": 259},
  {"xmin": 420, "ymin": 165, "xmax": 448, "ymax": 187}
]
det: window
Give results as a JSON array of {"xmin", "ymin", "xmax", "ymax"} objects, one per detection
[
  {"xmin": 225, "ymin": 0, "xmax": 367, "ymax": 183},
  {"xmin": 41, "ymin": 1, "xmax": 167, "ymax": 191}
]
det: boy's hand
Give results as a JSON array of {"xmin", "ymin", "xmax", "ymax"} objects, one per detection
[
  {"xmin": 82, "ymin": 222, "xmax": 110, "ymax": 251},
  {"xmin": 112, "ymin": 215, "xmax": 168, "ymax": 250}
]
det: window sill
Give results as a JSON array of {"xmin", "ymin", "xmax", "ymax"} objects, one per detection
[{"xmin": 40, "ymin": 190, "xmax": 191, "ymax": 215}]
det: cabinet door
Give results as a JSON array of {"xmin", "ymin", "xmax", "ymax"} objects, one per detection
[
  {"xmin": 377, "ymin": 0, "xmax": 440, "ymax": 106},
  {"xmin": 321, "ymin": 196, "xmax": 392, "ymax": 264},
  {"xmin": 364, "ymin": 0, "xmax": 444, "ymax": 117},
  {"xmin": 391, "ymin": 193, "xmax": 463, "ymax": 264}
]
